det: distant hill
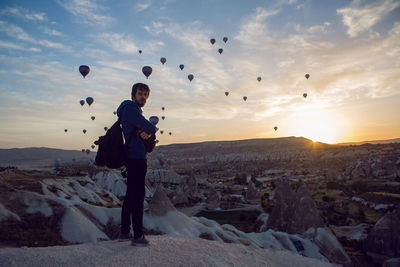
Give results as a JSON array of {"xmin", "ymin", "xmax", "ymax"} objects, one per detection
[
  {"xmin": 154, "ymin": 136, "xmax": 331, "ymax": 156},
  {"xmin": 0, "ymin": 147, "xmax": 95, "ymax": 170},
  {"xmin": 336, "ymin": 138, "xmax": 400, "ymax": 146}
]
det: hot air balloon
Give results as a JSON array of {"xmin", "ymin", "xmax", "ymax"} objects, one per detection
[
  {"xmin": 223, "ymin": 37, "xmax": 228, "ymax": 43},
  {"xmin": 149, "ymin": 116, "xmax": 159, "ymax": 125},
  {"xmin": 155, "ymin": 140, "xmax": 159, "ymax": 144},
  {"xmin": 64, "ymin": 129, "xmax": 68, "ymax": 132},
  {"xmin": 82, "ymin": 149, "xmax": 85, "ymax": 153},
  {"xmin": 161, "ymin": 116, "xmax": 165, "ymax": 120},
  {"xmin": 86, "ymin": 97, "xmax": 94, "ymax": 106},
  {"xmin": 210, "ymin": 38, "xmax": 216, "ymax": 45},
  {"xmin": 113, "ymin": 111, "xmax": 117, "ymax": 115},
  {"xmin": 305, "ymin": 73, "xmax": 310, "ymax": 79},
  {"xmin": 83, "ymin": 129, "xmax": 87, "ymax": 134},
  {"xmin": 91, "ymin": 145, "xmax": 95, "ymax": 149},
  {"xmin": 225, "ymin": 91, "xmax": 229, "ymax": 96},
  {"xmin": 160, "ymin": 57, "xmax": 166, "ymax": 65},
  {"xmin": 303, "ymin": 93, "xmax": 307, "ymax": 98},
  {"xmin": 188, "ymin": 74, "xmax": 194, "ymax": 82},
  {"xmin": 169, "ymin": 132, "xmax": 172, "ymax": 135},
  {"xmin": 79, "ymin": 65, "xmax": 90, "ymax": 78},
  {"xmin": 91, "ymin": 116, "xmax": 95, "ymax": 121},
  {"xmin": 139, "ymin": 50, "xmax": 142, "ymax": 54},
  {"xmin": 243, "ymin": 96, "xmax": 247, "ymax": 101},
  {"xmin": 218, "ymin": 48, "xmax": 223, "ymax": 54},
  {"xmin": 86, "ymin": 149, "xmax": 90, "ymax": 155},
  {"xmin": 257, "ymin": 77, "xmax": 261, "ymax": 82},
  {"xmin": 104, "ymin": 126, "xmax": 108, "ymax": 131},
  {"xmin": 179, "ymin": 64, "xmax": 184, "ymax": 70},
  {"xmin": 161, "ymin": 107, "xmax": 165, "ymax": 111},
  {"xmin": 160, "ymin": 130, "xmax": 164, "ymax": 134},
  {"xmin": 80, "ymin": 100, "xmax": 85, "ymax": 106},
  {"xmin": 274, "ymin": 126, "xmax": 278, "ymax": 131},
  {"xmin": 142, "ymin": 66, "xmax": 152, "ymax": 79}
]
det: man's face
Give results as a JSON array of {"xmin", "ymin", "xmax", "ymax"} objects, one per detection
[{"xmin": 133, "ymin": 88, "xmax": 149, "ymax": 107}]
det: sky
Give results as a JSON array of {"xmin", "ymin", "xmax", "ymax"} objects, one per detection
[{"xmin": 0, "ymin": 0, "xmax": 399, "ymax": 150}]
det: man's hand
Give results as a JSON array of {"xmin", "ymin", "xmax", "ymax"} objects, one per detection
[{"xmin": 139, "ymin": 131, "xmax": 152, "ymax": 140}]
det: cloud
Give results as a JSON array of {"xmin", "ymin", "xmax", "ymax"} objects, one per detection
[
  {"xmin": 57, "ymin": 0, "xmax": 115, "ymax": 26},
  {"xmin": 93, "ymin": 33, "xmax": 139, "ymax": 54},
  {"xmin": 0, "ymin": 6, "xmax": 47, "ymax": 22},
  {"xmin": 135, "ymin": 0, "xmax": 152, "ymax": 12},
  {"xmin": 0, "ymin": 21, "xmax": 71, "ymax": 52},
  {"xmin": 0, "ymin": 40, "xmax": 41, "ymax": 52},
  {"xmin": 235, "ymin": 7, "xmax": 279, "ymax": 47},
  {"xmin": 337, "ymin": 0, "xmax": 400, "ymax": 38},
  {"xmin": 43, "ymin": 27, "xmax": 65, "ymax": 37}
]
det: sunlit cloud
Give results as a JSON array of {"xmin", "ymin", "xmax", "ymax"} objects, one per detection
[
  {"xmin": 42, "ymin": 27, "xmax": 65, "ymax": 37},
  {"xmin": 337, "ymin": 0, "xmax": 400, "ymax": 38},
  {"xmin": 57, "ymin": 0, "xmax": 115, "ymax": 26},
  {"xmin": 135, "ymin": 0, "xmax": 152, "ymax": 12},
  {"xmin": 0, "ymin": 40, "xmax": 41, "ymax": 52}
]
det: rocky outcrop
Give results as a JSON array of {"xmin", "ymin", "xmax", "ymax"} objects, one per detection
[
  {"xmin": 246, "ymin": 181, "xmax": 260, "ymax": 204},
  {"xmin": 364, "ymin": 205, "xmax": 400, "ymax": 264},
  {"xmin": 148, "ymin": 186, "xmax": 176, "ymax": 216},
  {"xmin": 206, "ymin": 188, "xmax": 220, "ymax": 210},
  {"xmin": 266, "ymin": 180, "xmax": 324, "ymax": 234}
]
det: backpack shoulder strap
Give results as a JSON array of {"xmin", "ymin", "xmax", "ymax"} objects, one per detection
[{"xmin": 119, "ymin": 104, "xmax": 136, "ymax": 146}]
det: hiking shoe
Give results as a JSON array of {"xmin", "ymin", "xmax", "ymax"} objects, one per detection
[
  {"xmin": 131, "ymin": 235, "xmax": 149, "ymax": 246},
  {"xmin": 118, "ymin": 232, "xmax": 132, "ymax": 242}
]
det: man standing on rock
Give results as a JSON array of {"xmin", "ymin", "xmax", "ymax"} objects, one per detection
[{"xmin": 116, "ymin": 83, "xmax": 157, "ymax": 246}]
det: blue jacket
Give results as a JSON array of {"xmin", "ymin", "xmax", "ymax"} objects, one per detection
[{"xmin": 117, "ymin": 100, "xmax": 157, "ymax": 159}]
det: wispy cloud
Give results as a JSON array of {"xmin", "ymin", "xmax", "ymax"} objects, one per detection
[
  {"xmin": 0, "ymin": 6, "xmax": 47, "ymax": 22},
  {"xmin": 57, "ymin": 0, "xmax": 115, "ymax": 26},
  {"xmin": 0, "ymin": 40, "xmax": 41, "ymax": 52},
  {"xmin": 337, "ymin": 0, "xmax": 400, "ymax": 38},
  {"xmin": 93, "ymin": 33, "xmax": 139, "ymax": 54},
  {"xmin": 135, "ymin": 0, "xmax": 152, "ymax": 12},
  {"xmin": 0, "ymin": 21, "xmax": 71, "ymax": 52},
  {"xmin": 42, "ymin": 27, "xmax": 65, "ymax": 37},
  {"xmin": 235, "ymin": 7, "xmax": 279, "ymax": 47}
]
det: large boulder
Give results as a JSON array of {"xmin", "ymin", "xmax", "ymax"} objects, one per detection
[
  {"xmin": 266, "ymin": 180, "xmax": 324, "ymax": 234},
  {"xmin": 364, "ymin": 205, "xmax": 400, "ymax": 264}
]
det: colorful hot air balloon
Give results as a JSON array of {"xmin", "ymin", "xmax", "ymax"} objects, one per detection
[
  {"xmin": 80, "ymin": 100, "xmax": 85, "ymax": 106},
  {"xmin": 274, "ymin": 126, "xmax": 278, "ymax": 131},
  {"xmin": 139, "ymin": 50, "xmax": 142, "ymax": 54},
  {"xmin": 161, "ymin": 107, "xmax": 165, "ymax": 111},
  {"xmin": 91, "ymin": 116, "xmax": 95, "ymax": 121},
  {"xmin": 303, "ymin": 93, "xmax": 307, "ymax": 98},
  {"xmin": 161, "ymin": 116, "xmax": 165, "ymax": 120},
  {"xmin": 225, "ymin": 91, "xmax": 229, "ymax": 96},
  {"xmin": 160, "ymin": 57, "xmax": 166, "ymax": 65},
  {"xmin": 82, "ymin": 149, "xmax": 85, "ymax": 153},
  {"xmin": 223, "ymin": 37, "xmax": 228, "ymax": 43},
  {"xmin": 155, "ymin": 140, "xmax": 159, "ymax": 144},
  {"xmin": 179, "ymin": 64, "xmax": 184, "ymax": 70},
  {"xmin": 149, "ymin": 116, "xmax": 159, "ymax": 125},
  {"xmin": 64, "ymin": 129, "xmax": 68, "ymax": 132},
  {"xmin": 305, "ymin": 73, "xmax": 310, "ymax": 79},
  {"xmin": 169, "ymin": 132, "xmax": 172, "ymax": 135},
  {"xmin": 79, "ymin": 65, "xmax": 90, "ymax": 78},
  {"xmin": 86, "ymin": 149, "xmax": 90, "ymax": 155},
  {"xmin": 257, "ymin": 77, "xmax": 261, "ymax": 82},
  {"xmin": 160, "ymin": 130, "xmax": 164, "ymax": 134},
  {"xmin": 188, "ymin": 74, "xmax": 194, "ymax": 82},
  {"xmin": 243, "ymin": 96, "xmax": 247, "ymax": 101},
  {"xmin": 91, "ymin": 145, "xmax": 95, "ymax": 149},
  {"xmin": 210, "ymin": 38, "xmax": 216, "ymax": 45},
  {"xmin": 104, "ymin": 127, "xmax": 108, "ymax": 131},
  {"xmin": 218, "ymin": 48, "xmax": 223, "ymax": 54},
  {"xmin": 142, "ymin": 66, "xmax": 152, "ymax": 79},
  {"xmin": 86, "ymin": 97, "xmax": 94, "ymax": 106},
  {"xmin": 83, "ymin": 129, "xmax": 87, "ymax": 134},
  {"xmin": 113, "ymin": 111, "xmax": 117, "ymax": 115}
]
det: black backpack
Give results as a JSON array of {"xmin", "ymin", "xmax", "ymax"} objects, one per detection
[{"xmin": 94, "ymin": 107, "xmax": 157, "ymax": 168}]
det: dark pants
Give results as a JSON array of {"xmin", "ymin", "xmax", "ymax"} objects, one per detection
[{"xmin": 120, "ymin": 158, "xmax": 147, "ymax": 238}]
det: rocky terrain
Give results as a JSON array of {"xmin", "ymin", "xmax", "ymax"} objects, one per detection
[{"xmin": 1, "ymin": 136, "xmax": 399, "ymax": 266}]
